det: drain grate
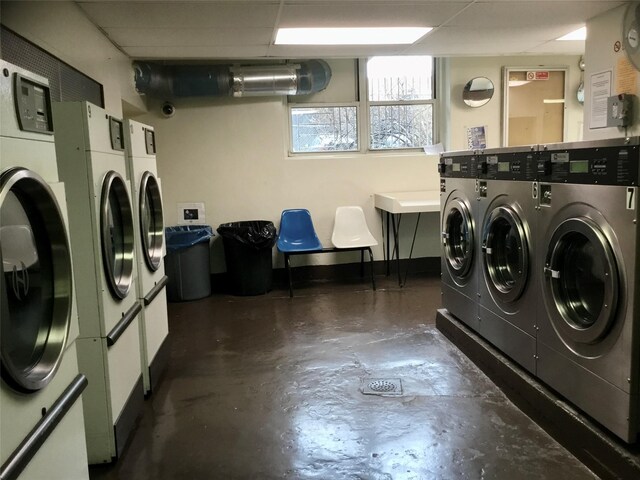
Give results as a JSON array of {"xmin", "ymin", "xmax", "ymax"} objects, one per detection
[{"xmin": 361, "ymin": 378, "xmax": 403, "ymax": 396}]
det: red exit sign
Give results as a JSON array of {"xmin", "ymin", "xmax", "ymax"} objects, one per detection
[{"xmin": 526, "ymin": 71, "xmax": 549, "ymax": 80}]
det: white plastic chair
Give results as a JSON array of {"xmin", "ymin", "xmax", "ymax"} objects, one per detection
[{"xmin": 331, "ymin": 206, "xmax": 377, "ymax": 290}]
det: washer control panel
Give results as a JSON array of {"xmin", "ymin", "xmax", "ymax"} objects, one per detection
[
  {"xmin": 439, "ymin": 152, "xmax": 477, "ymax": 179},
  {"xmin": 478, "ymin": 151, "xmax": 537, "ymax": 181},
  {"xmin": 14, "ymin": 73, "xmax": 53, "ymax": 134},
  {"xmin": 538, "ymin": 140, "xmax": 639, "ymax": 186}
]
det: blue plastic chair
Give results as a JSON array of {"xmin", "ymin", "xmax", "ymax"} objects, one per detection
[{"xmin": 277, "ymin": 209, "xmax": 323, "ymax": 297}]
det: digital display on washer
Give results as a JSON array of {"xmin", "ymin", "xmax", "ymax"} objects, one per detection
[
  {"xmin": 498, "ymin": 162, "xmax": 510, "ymax": 172},
  {"xmin": 569, "ymin": 160, "xmax": 589, "ymax": 173},
  {"xmin": 453, "ymin": 164, "xmax": 461, "ymax": 172}
]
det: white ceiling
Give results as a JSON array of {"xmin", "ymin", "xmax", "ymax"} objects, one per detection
[{"xmin": 75, "ymin": 0, "xmax": 625, "ymax": 59}]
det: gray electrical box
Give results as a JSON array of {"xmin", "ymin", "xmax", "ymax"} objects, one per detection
[{"xmin": 606, "ymin": 94, "xmax": 634, "ymax": 127}]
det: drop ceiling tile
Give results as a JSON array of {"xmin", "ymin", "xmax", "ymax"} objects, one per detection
[
  {"xmin": 524, "ymin": 40, "xmax": 586, "ymax": 55},
  {"xmin": 277, "ymin": 2, "xmax": 467, "ymax": 28},
  {"xmin": 125, "ymin": 45, "xmax": 270, "ymax": 59},
  {"xmin": 405, "ymin": 25, "xmax": 580, "ymax": 56},
  {"xmin": 105, "ymin": 27, "xmax": 273, "ymax": 47},
  {"xmin": 446, "ymin": 1, "xmax": 625, "ymax": 27},
  {"xmin": 78, "ymin": 2, "xmax": 279, "ymax": 28}
]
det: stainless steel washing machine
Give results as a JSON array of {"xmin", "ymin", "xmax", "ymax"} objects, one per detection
[
  {"xmin": 439, "ymin": 150, "xmax": 479, "ymax": 331},
  {"xmin": 536, "ymin": 137, "xmax": 640, "ymax": 443},
  {"xmin": 476, "ymin": 146, "xmax": 538, "ymax": 374}
]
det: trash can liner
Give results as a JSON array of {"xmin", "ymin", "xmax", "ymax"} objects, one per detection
[
  {"xmin": 217, "ymin": 221, "xmax": 276, "ymax": 250},
  {"xmin": 165, "ymin": 225, "xmax": 214, "ymax": 252}
]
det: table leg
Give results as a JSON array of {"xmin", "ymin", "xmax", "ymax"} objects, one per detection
[{"xmin": 402, "ymin": 212, "xmax": 422, "ymax": 287}]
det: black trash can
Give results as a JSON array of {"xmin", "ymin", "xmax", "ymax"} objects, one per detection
[
  {"xmin": 164, "ymin": 225, "xmax": 214, "ymax": 302},
  {"xmin": 217, "ymin": 221, "xmax": 276, "ymax": 296}
]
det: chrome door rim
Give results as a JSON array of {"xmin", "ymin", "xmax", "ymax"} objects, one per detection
[
  {"xmin": 543, "ymin": 216, "xmax": 619, "ymax": 345},
  {"xmin": 0, "ymin": 167, "xmax": 72, "ymax": 392},
  {"xmin": 443, "ymin": 198, "xmax": 474, "ymax": 279},
  {"xmin": 100, "ymin": 171, "xmax": 135, "ymax": 299},
  {"xmin": 139, "ymin": 171, "xmax": 164, "ymax": 272},
  {"xmin": 482, "ymin": 205, "xmax": 529, "ymax": 303}
]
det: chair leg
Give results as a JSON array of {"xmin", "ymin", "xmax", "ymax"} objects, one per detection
[
  {"xmin": 285, "ymin": 253, "xmax": 293, "ymax": 298},
  {"xmin": 360, "ymin": 248, "xmax": 365, "ymax": 277},
  {"xmin": 368, "ymin": 247, "xmax": 376, "ymax": 291}
]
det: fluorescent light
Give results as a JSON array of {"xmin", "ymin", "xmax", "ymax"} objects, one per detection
[
  {"xmin": 543, "ymin": 99, "xmax": 565, "ymax": 104},
  {"xmin": 275, "ymin": 27, "xmax": 432, "ymax": 45},
  {"xmin": 508, "ymin": 80, "xmax": 531, "ymax": 87},
  {"xmin": 556, "ymin": 27, "xmax": 586, "ymax": 41}
]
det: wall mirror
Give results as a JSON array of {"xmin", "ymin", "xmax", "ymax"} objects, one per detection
[{"xmin": 462, "ymin": 77, "xmax": 494, "ymax": 107}]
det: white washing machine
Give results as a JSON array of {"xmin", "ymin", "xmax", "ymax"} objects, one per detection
[
  {"xmin": 439, "ymin": 150, "xmax": 479, "ymax": 332},
  {"xmin": 536, "ymin": 138, "xmax": 640, "ymax": 443},
  {"xmin": 0, "ymin": 61, "xmax": 89, "ymax": 479},
  {"xmin": 52, "ymin": 102, "xmax": 144, "ymax": 464},
  {"xmin": 124, "ymin": 119, "xmax": 170, "ymax": 396},
  {"xmin": 476, "ymin": 146, "xmax": 538, "ymax": 374}
]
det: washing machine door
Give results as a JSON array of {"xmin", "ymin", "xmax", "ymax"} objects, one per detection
[
  {"xmin": 442, "ymin": 198, "xmax": 474, "ymax": 281},
  {"xmin": 482, "ymin": 205, "xmax": 529, "ymax": 303},
  {"xmin": 0, "ymin": 168, "xmax": 72, "ymax": 392},
  {"xmin": 543, "ymin": 217, "xmax": 619, "ymax": 345},
  {"xmin": 139, "ymin": 171, "xmax": 164, "ymax": 272},
  {"xmin": 101, "ymin": 171, "xmax": 135, "ymax": 299}
]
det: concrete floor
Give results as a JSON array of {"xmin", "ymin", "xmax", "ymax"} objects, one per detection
[{"xmin": 90, "ymin": 274, "xmax": 596, "ymax": 479}]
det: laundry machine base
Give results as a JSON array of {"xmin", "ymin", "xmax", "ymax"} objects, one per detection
[
  {"xmin": 148, "ymin": 336, "xmax": 171, "ymax": 397},
  {"xmin": 478, "ymin": 305, "xmax": 536, "ymax": 374},
  {"xmin": 538, "ymin": 342, "xmax": 639, "ymax": 443},
  {"xmin": 140, "ymin": 288, "xmax": 170, "ymax": 394},
  {"xmin": 442, "ymin": 283, "xmax": 478, "ymax": 333}
]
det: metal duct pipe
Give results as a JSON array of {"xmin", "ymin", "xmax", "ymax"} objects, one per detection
[{"xmin": 133, "ymin": 60, "xmax": 331, "ymax": 99}]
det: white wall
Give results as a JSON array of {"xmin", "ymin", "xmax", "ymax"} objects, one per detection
[
  {"xmin": 1, "ymin": 0, "xmax": 144, "ymax": 117},
  {"xmin": 136, "ymin": 96, "xmax": 442, "ymax": 273},
  {"xmin": 449, "ymin": 55, "xmax": 584, "ymax": 150},
  {"xmin": 583, "ymin": 3, "xmax": 640, "ymax": 140}
]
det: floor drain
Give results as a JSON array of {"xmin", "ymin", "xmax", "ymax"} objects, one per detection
[{"xmin": 361, "ymin": 378, "xmax": 403, "ymax": 396}]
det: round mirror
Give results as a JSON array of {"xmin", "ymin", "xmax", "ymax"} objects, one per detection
[{"xmin": 463, "ymin": 77, "xmax": 495, "ymax": 107}]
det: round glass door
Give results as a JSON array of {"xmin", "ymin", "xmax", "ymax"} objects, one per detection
[
  {"xmin": 0, "ymin": 168, "xmax": 72, "ymax": 392},
  {"xmin": 482, "ymin": 205, "xmax": 528, "ymax": 303},
  {"xmin": 139, "ymin": 171, "xmax": 164, "ymax": 272},
  {"xmin": 100, "ymin": 171, "xmax": 134, "ymax": 299},
  {"xmin": 543, "ymin": 217, "xmax": 619, "ymax": 344},
  {"xmin": 443, "ymin": 199, "xmax": 474, "ymax": 280}
]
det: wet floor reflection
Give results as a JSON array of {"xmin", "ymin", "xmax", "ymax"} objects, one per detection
[{"xmin": 90, "ymin": 275, "xmax": 596, "ymax": 479}]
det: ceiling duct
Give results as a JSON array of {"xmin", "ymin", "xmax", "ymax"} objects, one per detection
[{"xmin": 133, "ymin": 60, "xmax": 331, "ymax": 99}]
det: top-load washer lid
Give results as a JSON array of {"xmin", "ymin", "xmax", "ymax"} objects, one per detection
[
  {"xmin": 442, "ymin": 197, "xmax": 475, "ymax": 281},
  {"xmin": 139, "ymin": 171, "xmax": 164, "ymax": 272},
  {"xmin": 101, "ymin": 170, "xmax": 135, "ymax": 300},
  {"xmin": 0, "ymin": 168, "xmax": 72, "ymax": 392}
]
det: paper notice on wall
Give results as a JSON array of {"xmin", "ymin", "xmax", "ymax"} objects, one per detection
[
  {"xmin": 466, "ymin": 126, "xmax": 487, "ymax": 150},
  {"xmin": 177, "ymin": 202, "xmax": 205, "ymax": 225},
  {"xmin": 589, "ymin": 70, "xmax": 612, "ymax": 129},
  {"xmin": 616, "ymin": 57, "xmax": 638, "ymax": 96}
]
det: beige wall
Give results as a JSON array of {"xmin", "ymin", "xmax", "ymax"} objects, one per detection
[
  {"xmin": 584, "ymin": 3, "xmax": 640, "ymax": 140},
  {"xmin": 1, "ymin": 0, "xmax": 144, "ymax": 117},
  {"xmin": 449, "ymin": 55, "xmax": 584, "ymax": 150},
  {"xmin": 136, "ymin": 96, "xmax": 442, "ymax": 272}
]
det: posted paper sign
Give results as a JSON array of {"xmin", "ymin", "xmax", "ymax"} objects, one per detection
[
  {"xmin": 589, "ymin": 70, "xmax": 612, "ymax": 129},
  {"xmin": 466, "ymin": 126, "xmax": 487, "ymax": 150},
  {"xmin": 177, "ymin": 202, "xmax": 205, "ymax": 225}
]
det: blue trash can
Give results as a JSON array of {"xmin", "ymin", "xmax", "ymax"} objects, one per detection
[{"xmin": 164, "ymin": 225, "xmax": 214, "ymax": 302}]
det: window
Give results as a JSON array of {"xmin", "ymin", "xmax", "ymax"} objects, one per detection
[
  {"xmin": 367, "ymin": 56, "xmax": 435, "ymax": 150},
  {"xmin": 290, "ymin": 105, "xmax": 358, "ymax": 153},
  {"xmin": 287, "ymin": 56, "xmax": 436, "ymax": 155}
]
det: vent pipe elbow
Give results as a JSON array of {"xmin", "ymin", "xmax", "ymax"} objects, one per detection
[{"xmin": 133, "ymin": 60, "xmax": 331, "ymax": 99}]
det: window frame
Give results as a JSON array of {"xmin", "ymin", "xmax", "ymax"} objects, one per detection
[
  {"xmin": 287, "ymin": 101, "xmax": 361, "ymax": 156},
  {"xmin": 361, "ymin": 56, "xmax": 438, "ymax": 152},
  {"xmin": 286, "ymin": 56, "xmax": 439, "ymax": 157}
]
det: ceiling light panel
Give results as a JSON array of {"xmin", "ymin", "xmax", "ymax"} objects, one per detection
[{"xmin": 275, "ymin": 27, "xmax": 432, "ymax": 45}]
